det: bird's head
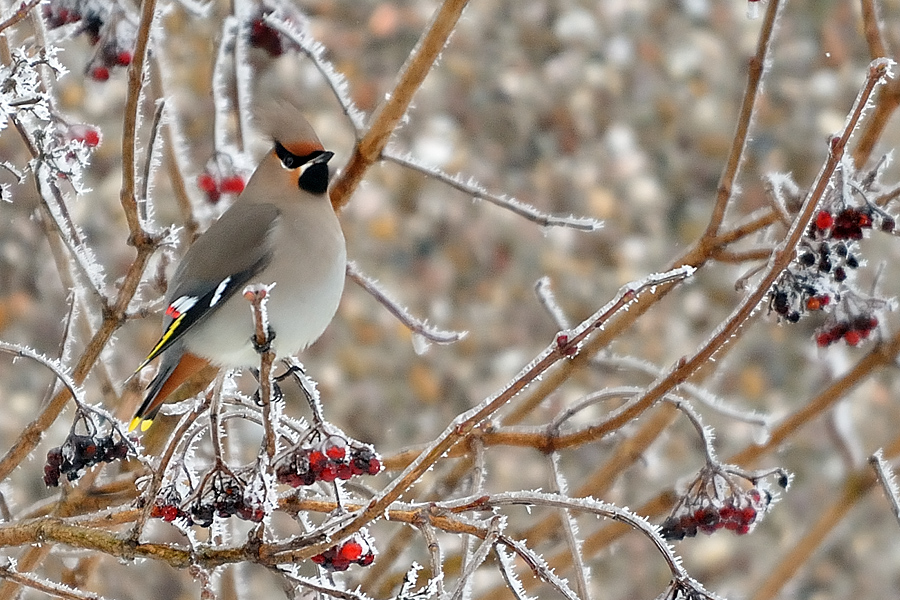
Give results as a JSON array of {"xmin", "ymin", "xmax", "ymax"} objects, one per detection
[{"xmin": 255, "ymin": 100, "xmax": 334, "ymax": 196}]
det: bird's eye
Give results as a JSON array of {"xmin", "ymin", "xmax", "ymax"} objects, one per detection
[{"xmin": 274, "ymin": 142, "xmax": 299, "ymax": 169}]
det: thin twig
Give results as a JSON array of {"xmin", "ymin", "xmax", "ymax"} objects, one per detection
[
  {"xmin": 346, "ymin": 261, "xmax": 467, "ymax": 345},
  {"xmin": 0, "ymin": 0, "xmax": 41, "ymax": 34},
  {"xmin": 0, "ymin": 562, "xmax": 108, "ymax": 600},
  {"xmin": 269, "ymin": 267, "xmax": 694, "ymax": 563},
  {"xmin": 384, "ymin": 150, "xmax": 602, "ymax": 231},
  {"xmin": 120, "ymin": 0, "xmax": 158, "ymax": 246},
  {"xmin": 703, "ymin": 0, "xmax": 783, "ymax": 237}
]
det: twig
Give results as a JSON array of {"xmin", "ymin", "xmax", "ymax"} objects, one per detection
[
  {"xmin": 551, "ymin": 60, "xmax": 893, "ymax": 453},
  {"xmin": 547, "ymin": 453, "xmax": 590, "ymax": 600},
  {"xmin": 346, "ymin": 261, "xmax": 467, "ymax": 345},
  {"xmin": 245, "ymin": 284, "xmax": 277, "ymax": 534},
  {"xmin": 0, "ymin": 342, "xmax": 85, "ymax": 406},
  {"xmin": 119, "ymin": 0, "xmax": 158, "ymax": 246},
  {"xmin": 329, "ymin": 0, "xmax": 470, "ymax": 210},
  {"xmin": 703, "ymin": 0, "xmax": 783, "ymax": 237},
  {"xmin": 853, "ymin": 0, "xmax": 900, "ymax": 167},
  {"xmin": 0, "ymin": 561, "xmax": 108, "ymax": 600},
  {"xmin": 384, "ymin": 150, "xmax": 602, "ymax": 231},
  {"xmin": 0, "ymin": 0, "xmax": 41, "ymax": 34},
  {"xmin": 534, "ymin": 276, "xmax": 571, "ymax": 329},
  {"xmin": 263, "ymin": 14, "xmax": 366, "ymax": 132},
  {"xmin": 138, "ymin": 98, "xmax": 167, "ymax": 223},
  {"xmin": 269, "ymin": 267, "xmax": 694, "ymax": 563},
  {"xmin": 449, "ymin": 516, "xmax": 503, "ymax": 600},
  {"xmin": 869, "ymin": 449, "xmax": 900, "ymax": 527}
]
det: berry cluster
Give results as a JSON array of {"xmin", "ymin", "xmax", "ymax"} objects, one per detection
[
  {"xmin": 87, "ymin": 36, "xmax": 134, "ymax": 82},
  {"xmin": 311, "ymin": 533, "xmax": 376, "ymax": 571},
  {"xmin": 42, "ymin": 0, "xmax": 135, "ymax": 81},
  {"xmin": 44, "ymin": 432, "xmax": 129, "ymax": 487},
  {"xmin": 150, "ymin": 468, "xmax": 265, "ymax": 528},
  {"xmin": 814, "ymin": 206, "xmax": 894, "ymax": 241},
  {"xmin": 816, "ymin": 315, "xmax": 879, "ymax": 347},
  {"xmin": 43, "ymin": 0, "xmax": 105, "ymax": 42},
  {"xmin": 769, "ymin": 167, "xmax": 897, "ymax": 347},
  {"xmin": 197, "ymin": 155, "xmax": 246, "ymax": 205},
  {"xmin": 148, "ymin": 489, "xmax": 190, "ymax": 523},
  {"xmin": 660, "ymin": 488, "xmax": 768, "ymax": 540},
  {"xmin": 275, "ymin": 436, "xmax": 382, "ymax": 487},
  {"xmin": 197, "ymin": 170, "xmax": 245, "ymax": 205},
  {"xmin": 660, "ymin": 463, "xmax": 784, "ymax": 542}
]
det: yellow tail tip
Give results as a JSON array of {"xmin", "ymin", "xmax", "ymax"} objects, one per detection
[{"xmin": 128, "ymin": 417, "xmax": 154, "ymax": 432}]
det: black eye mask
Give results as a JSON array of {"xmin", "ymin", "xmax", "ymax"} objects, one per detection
[{"xmin": 274, "ymin": 141, "xmax": 324, "ymax": 170}]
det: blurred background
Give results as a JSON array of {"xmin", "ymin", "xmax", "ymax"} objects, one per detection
[{"xmin": 2, "ymin": 0, "xmax": 900, "ymax": 598}]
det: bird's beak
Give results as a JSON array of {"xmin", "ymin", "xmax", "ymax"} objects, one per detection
[{"xmin": 314, "ymin": 151, "xmax": 335, "ymax": 165}]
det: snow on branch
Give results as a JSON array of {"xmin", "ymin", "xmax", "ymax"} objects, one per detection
[
  {"xmin": 384, "ymin": 149, "xmax": 603, "ymax": 232},
  {"xmin": 346, "ymin": 261, "xmax": 467, "ymax": 349},
  {"xmin": 262, "ymin": 12, "xmax": 367, "ymax": 133}
]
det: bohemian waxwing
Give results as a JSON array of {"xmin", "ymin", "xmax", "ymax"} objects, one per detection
[{"xmin": 129, "ymin": 103, "xmax": 346, "ymax": 432}]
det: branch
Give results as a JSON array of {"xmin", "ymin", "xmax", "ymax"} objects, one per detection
[
  {"xmin": 346, "ymin": 261, "xmax": 467, "ymax": 346},
  {"xmin": 329, "ymin": 0, "xmax": 470, "ymax": 210},
  {"xmin": 703, "ymin": 0, "xmax": 783, "ymax": 237},
  {"xmin": 383, "ymin": 150, "xmax": 602, "ymax": 231},
  {"xmin": 119, "ymin": 0, "xmax": 158, "ymax": 246}
]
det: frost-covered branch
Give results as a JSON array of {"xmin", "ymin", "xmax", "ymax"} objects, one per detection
[
  {"xmin": 329, "ymin": 0, "xmax": 470, "ymax": 210},
  {"xmin": 347, "ymin": 261, "xmax": 467, "ymax": 347},
  {"xmin": 384, "ymin": 150, "xmax": 603, "ymax": 231}
]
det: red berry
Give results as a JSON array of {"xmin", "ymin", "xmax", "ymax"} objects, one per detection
[
  {"xmin": 367, "ymin": 457, "xmax": 381, "ymax": 475},
  {"xmin": 310, "ymin": 553, "xmax": 326, "ymax": 565},
  {"xmin": 337, "ymin": 464, "xmax": 353, "ymax": 480},
  {"xmin": 339, "ymin": 541, "xmax": 364, "ymax": 562},
  {"xmin": 319, "ymin": 464, "xmax": 338, "ymax": 482},
  {"xmin": 161, "ymin": 505, "xmax": 179, "ymax": 522},
  {"xmin": 330, "ymin": 557, "xmax": 350, "ymax": 571},
  {"xmin": 805, "ymin": 297, "xmax": 821, "ymax": 311},
  {"xmin": 741, "ymin": 506, "xmax": 757, "ymax": 523},
  {"xmin": 844, "ymin": 330, "xmax": 862, "ymax": 346},
  {"xmin": 858, "ymin": 212, "xmax": 872, "ymax": 228},
  {"xmin": 197, "ymin": 173, "xmax": 218, "ymax": 193},
  {"xmin": 359, "ymin": 553, "xmax": 375, "ymax": 566},
  {"xmin": 325, "ymin": 444, "xmax": 346, "ymax": 461},
  {"xmin": 116, "ymin": 50, "xmax": 133, "ymax": 66},
  {"xmin": 90, "ymin": 66, "xmax": 110, "ymax": 81},
  {"xmin": 83, "ymin": 128, "xmax": 101, "ymax": 147},
  {"xmin": 220, "ymin": 175, "xmax": 245, "ymax": 194},
  {"xmin": 816, "ymin": 211, "xmax": 834, "ymax": 230},
  {"xmin": 308, "ymin": 450, "xmax": 327, "ymax": 471}
]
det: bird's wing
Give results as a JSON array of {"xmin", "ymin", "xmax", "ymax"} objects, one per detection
[{"xmin": 136, "ymin": 202, "xmax": 281, "ymax": 371}]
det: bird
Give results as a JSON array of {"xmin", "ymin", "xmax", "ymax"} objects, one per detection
[{"xmin": 129, "ymin": 103, "xmax": 347, "ymax": 432}]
